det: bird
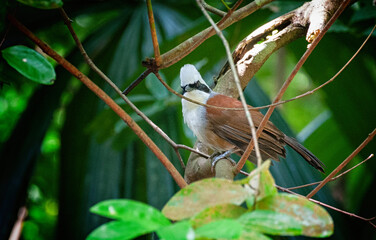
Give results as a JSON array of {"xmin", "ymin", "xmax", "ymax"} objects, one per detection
[{"xmin": 180, "ymin": 64, "xmax": 325, "ymax": 173}]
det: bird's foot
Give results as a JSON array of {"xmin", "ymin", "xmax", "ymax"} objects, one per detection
[{"xmin": 210, "ymin": 150, "xmax": 236, "ymax": 173}]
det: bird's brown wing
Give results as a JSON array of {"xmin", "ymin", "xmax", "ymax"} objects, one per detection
[{"xmin": 206, "ymin": 94, "xmax": 286, "ymax": 161}]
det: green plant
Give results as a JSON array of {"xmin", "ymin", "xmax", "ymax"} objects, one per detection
[{"xmin": 88, "ymin": 161, "xmax": 333, "ymax": 240}]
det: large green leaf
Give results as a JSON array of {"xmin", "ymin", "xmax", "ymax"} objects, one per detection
[
  {"xmin": 195, "ymin": 219, "xmax": 243, "ymax": 239},
  {"xmin": 16, "ymin": 0, "xmax": 63, "ymax": 9},
  {"xmin": 256, "ymin": 193, "xmax": 333, "ymax": 237},
  {"xmin": 90, "ymin": 199, "xmax": 170, "ymax": 227},
  {"xmin": 238, "ymin": 210, "xmax": 303, "ymax": 236},
  {"xmin": 162, "ymin": 178, "xmax": 248, "ymax": 221},
  {"xmin": 87, "ymin": 220, "xmax": 151, "ymax": 240},
  {"xmin": 2, "ymin": 45, "xmax": 55, "ymax": 85}
]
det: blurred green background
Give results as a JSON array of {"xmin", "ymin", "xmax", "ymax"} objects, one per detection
[{"xmin": 0, "ymin": 0, "xmax": 375, "ymax": 239}]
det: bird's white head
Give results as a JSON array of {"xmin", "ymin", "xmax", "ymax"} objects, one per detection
[{"xmin": 180, "ymin": 64, "xmax": 211, "ymax": 96}]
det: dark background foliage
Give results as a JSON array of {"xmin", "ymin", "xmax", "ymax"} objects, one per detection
[{"xmin": 0, "ymin": 0, "xmax": 375, "ymax": 239}]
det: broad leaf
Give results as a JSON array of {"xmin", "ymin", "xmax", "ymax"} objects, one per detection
[
  {"xmin": 190, "ymin": 204, "xmax": 246, "ymax": 228},
  {"xmin": 90, "ymin": 199, "xmax": 170, "ymax": 228},
  {"xmin": 156, "ymin": 221, "xmax": 194, "ymax": 240},
  {"xmin": 195, "ymin": 219, "xmax": 243, "ymax": 239},
  {"xmin": 2, "ymin": 45, "xmax": 55, "ymax": 84},
  {"xmin": 16, "ymin": 0, "xmax": 63, "ymax": 9},
  {"xmin": 87, "ymin": 220, "xmax": 152, "ymax": 240},
  {"xmin": 162, "ymin": 178, "xmax": 248, "ymax": 220},
  {"xmin": 238, "ymin": 210, "xmax": 303, "ymax": 236},
  {"xmin": 256, "ymin": 193, "xmax": 333, "ymax": 237}
]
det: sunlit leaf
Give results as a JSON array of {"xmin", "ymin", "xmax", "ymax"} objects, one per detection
[
  {"xmin": 156, "ymin": 221, "xmax": 194, "ymax": 240},
  {"xmin": 90, "ymin": 199, "xmax": 170, "ymax": 228},
  {"xmin": 238, "ymin": 210, "xmax": 303, "ymax": 236},
  {"xmin": 256, "ymin": 194, "xmax": 333, "ymax": 237},
  {"xmin": 2, "ymin": 45, "xmax": 55, "ymax": 84},
  {"xmin": 162, "ymin": 178, "xmax": 248, "ymax": 221},
  {"xmin": 195, "ymin": 219, "xmax": 243, "ymax": 239},
  {"xmin": 87, "ymin": 220, "xmax": 152, "ymax": 240},
  {"xmin": 17, "ymin": 0, "xmax": 63, "ymax": 9},
  {"xmin": 190, "ymin": 204, "xmax": 246, "ymax": 228}
]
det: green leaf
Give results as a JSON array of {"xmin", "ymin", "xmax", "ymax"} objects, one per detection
[
  {"xmin": 195, "ymin": 219, "xmax": 243, "ymax": 239},
  {"xmin": 238, "ymin": 210, "xmax": 303, "ymax": 236},
  {"xmin": 256, "ymin": 194, "xmax": 333, "ymax": 237},
  {"xmin": 190, "ymin": 204, "xmax": 246, "ymax": 228},
  {"xmin": 156, "ymin": 221, "xmax": 194, "ymax": 240},
  {"xmin": 162, "ymin": 178, "xmax": 248, "ymax": 221},
  {"xmin": 87, "ymin": 220, "xmax": 152, "ymax": 240},
  {"xmin": 2, "ymin": 45, "xmax": 55, "ymax": 85},
  {"xmin": 239, "ymin": 161, "xmax": 277, "ymax": 207},
  {"xmin": 90, "ymin": 199, "xmax": 170, "ymax": 228},
  {"xmin": 16, "ymin": 0, "xmax": 63, "ymax": 9}
]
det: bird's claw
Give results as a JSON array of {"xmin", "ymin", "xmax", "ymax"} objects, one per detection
[{"xmin": 210, "ymin": 150, "xmax": 236, "ymax": 173}]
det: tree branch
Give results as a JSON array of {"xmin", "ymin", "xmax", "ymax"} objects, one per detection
[
  {"xmin": 146, "ymin": 0, "xmax": 161, "ymax": 66},
  {"xmin": 142, "ymin": 0, "xmax": 274, "ymax": 70}
]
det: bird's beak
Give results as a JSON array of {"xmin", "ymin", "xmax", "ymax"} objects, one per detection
[{"xmin": 181, "ymin": 85, "xmax": 186, "ymax": 95}]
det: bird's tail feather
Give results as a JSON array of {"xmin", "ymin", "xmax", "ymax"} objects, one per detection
[{"xmin": 284, "ymin": 136, "xmax": 325, "ymax": 173}]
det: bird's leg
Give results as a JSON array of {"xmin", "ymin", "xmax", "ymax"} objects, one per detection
[{"xmin": 210, "ymin": 149, "xmax": 237, "ymax": 173}]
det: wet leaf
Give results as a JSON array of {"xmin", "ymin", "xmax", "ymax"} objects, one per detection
[
  {"xmin": 256, "ymin": 193, "xmax": 333, "ymax": 237},
  {"xmin": 90, "ymin": 199, "xmax": 170, "ymax": 228},
  {"xmin": 2, "ymin": 45, "xmax": 55, "ymax": 84},
  {"xmin": 190, "ymin": 204, "xmax": 246, "ymax": 228},
  {"xmin": 162, "ymin": 178, "xmax": 248, "ymax": 221},
  {"xmin": 239, "ymin": 210, "xmax": 303, "ymax": 236}
]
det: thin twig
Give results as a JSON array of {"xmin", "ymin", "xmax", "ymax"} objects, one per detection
[
  {"xmin": 9, "ymin": 206, "xmax": 27, "ymax": 240},
  {"xmin": 287, "ymin": 154, "xmax": 374, "ymax": 190},
  {"xmin": 122, "ymin": 68, "xmax": 152, "ymax": 95},
  {"xmin": 258, "ymin": 23, "xmax": 376, "ymax": 111},
  {"xmin": 202, "ymin": 0, "xmax": 226, "ymax": 16},
  {"xmin": 307, "ymin": 128, "xmax": 376, "ymax": 198},
  {"xmin": 235, "ymin": 0, "xmax": 352, "ymax": 174},
  {"xmin": 197, "ymin": 0, "xmax": 263, "ymax": 169},
  {"xmin": 0, "ymin": 24, "xmax": 11, "ymax": 48},
  {"xmin": 7, "ymin": 14, "xmax": 187, "ymax": 189},
  {"xmin": 146, "ymin": 0, "xmax": 161, "ymax": 66},
  {"xmin": 277, "ymin": 185, "xmax": 376, "ymax": 227}
]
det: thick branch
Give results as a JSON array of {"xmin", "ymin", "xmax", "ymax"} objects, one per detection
[
  {"xmin": 215, "ymin": 0, "xmax": 343, "ymax": 98},
  {"xmin": 143, "ymin": 0, "xmax": 273, "ymax": 70}
]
